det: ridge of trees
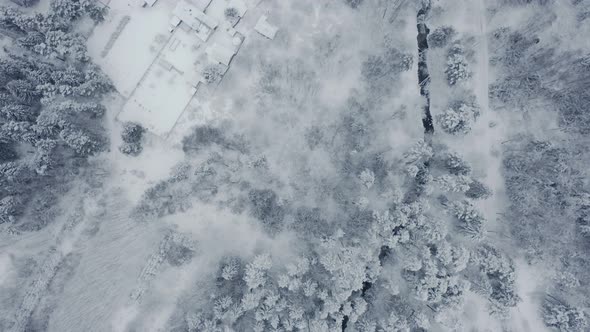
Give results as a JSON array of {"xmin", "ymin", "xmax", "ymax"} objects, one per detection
[{"xmin": 0, "ymin": 0, "xmax": 112, "ymax": 230}]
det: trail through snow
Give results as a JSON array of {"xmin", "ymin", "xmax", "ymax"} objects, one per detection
[
  {"xmin": 470, "ymin": 0, "xmax": 507, "ymax": 232},
  {"xmin": 467, "ymin": 1, "xmax": 548, "ymax": 330}
]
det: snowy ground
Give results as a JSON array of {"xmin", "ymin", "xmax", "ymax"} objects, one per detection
[
  {"xmin": 2, "ymin": 0, "xmax": 576, "ymax": 330},
  {"xmin": 428, "ymin": 0, "xmax": 550, "ymax": 330},
  {"xmin": 38, "ymin": 1, "xmax": 423, "ymax": 330}
]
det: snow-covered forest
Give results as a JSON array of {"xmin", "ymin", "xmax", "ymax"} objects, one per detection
[{"xmin": 0, "ymin": 0, "xmax": 589, "ymax": 331}]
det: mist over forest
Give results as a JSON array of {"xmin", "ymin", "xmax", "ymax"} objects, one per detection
[{"xmin": 1, "ymin": 0, "xmax": 590, "ymax": 331}]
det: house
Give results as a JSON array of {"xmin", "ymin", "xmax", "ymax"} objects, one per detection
[
  {"xmin": 117, "ymin": 27, "xmax": 207, "ymax": 137},
  {"xmin": 143, "ymin": 0, "xmax": 158, "ymax": 7},
  {"xmin": 115, "ymin": 0, "xmax": 268, "ymax": 138},
  {"xmin": 172, "ymin": 0, "xmax": 219, "ymax": 41},
  {"xmin": 205, "ymin": 33, "xmax": 244, "ymax": 66},
  {"xmin": 254, "ymin": 15, "xmax": 278, "ymax": 39}
]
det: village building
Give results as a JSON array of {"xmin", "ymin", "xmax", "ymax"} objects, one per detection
[
  {"xmin": 89, "ymin": 0, "xmax": 276, "ymax": 138},
  {"xmin": 171, "ymin": 0, "xmax": 219, "ymax": 41},
  {"xmin": 254, "ymin": 15, "xmax": 278, "ymax": 39}
]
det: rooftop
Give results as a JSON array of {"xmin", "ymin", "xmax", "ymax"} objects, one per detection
[
  {"xmin": 90, "ymin": 0, "xmax": 277, "ymax": 138},
  {"xmin": 254, "ymin": 15, "xmax": 278, "ymax": 39},
  {"xmin": 172, "ymin": 0, "xmax": 218, "ymax": 41}
]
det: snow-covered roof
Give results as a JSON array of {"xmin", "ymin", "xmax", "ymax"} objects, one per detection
[
  {"xmin": 254, "ymin": 15, "xmax": 278, "ymax": 39},
  {"xmin": 205, "ymin": 30, "xmax": 244, "ymax": 66},
  {"xmin": 206, "ymin": 43, "xmax": 235, "ymax": 66},
  {"xmin": 193, "ymin": 0, "xmax": 213, "ymax": 11},
  {"xmin": 144, "ymin": 0, "xmax": 158, "ymax": 7},
  {"xmin": 173, "ymin": 0, "xmax": 218, "ymax": 30},
  {"xmin": 170, "ymin": 16, "xmax": 181, "ymax": 28},
  {"xmin": 206, "ymin": 44, "xmax": 232, "ymax": 66}
]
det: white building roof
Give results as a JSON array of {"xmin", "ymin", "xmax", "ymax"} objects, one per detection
[
  {"xmin": 193, "ymin": 0, "xmax": 213, "ymax": 11},
  {"xmin": 118, "ymin": 65, "xmax": 197, "ymax": 137},
  {"xmin": 204, "ymin": 29, "xmax": 244, "ymax": 66},
  {"xmin": 170, "ymin": 16, "xmax": 181, "ymax": 28},
  {"xmin": 173, "ymin": 0, "xmax": 218, "ymax": 30},
  {"xmin": 254, "ymin": 15, "xmax": 278, "ymax": 39},
  {"xmin": 206, "ymin": 43, "xmax": 235, "ymax": 66}
]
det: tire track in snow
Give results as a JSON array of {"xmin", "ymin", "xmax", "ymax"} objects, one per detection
[
  {"xmin": 45, "ymin": 195, "xmax": 157, "ymax": 332},
  {"xmin": 8, "ymin": 182, "xmax": 116, "ymax": 332},
  {"xmin": 469, "ymin": 0, "xmax": 507, "ymax": 235},
  {"xmin": 9, "ymin": 250, "xmax": 63, "ymax": 332},
  {"xmin": 8, "ymin": 205, "xmax": 86, "ymax": 332}
]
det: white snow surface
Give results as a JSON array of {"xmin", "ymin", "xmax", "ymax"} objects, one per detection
[{"xmin": 3, "ymin": 0, "xmax": 579, "ymax": 331}]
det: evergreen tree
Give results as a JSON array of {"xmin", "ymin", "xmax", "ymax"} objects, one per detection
[
  {"xmin": 437, "ymin": 102, "xmax": 479, "ymax": 135},
  {"xmin": 0, "ymin": 195, "xmax": 23, "ymax": 224},
  {"xmin": 445, "ymin": 44, "xmax": 471, "ymax": 85},
  {"xmin": 0, "ymin": 121, "xmax": 37, "ymax": 144},
  {"xmin": 59, "ymin": 127, "xmax": 103, "ymax": 156},
  {"xmin": 465, "ymin": 180, "xmax": 492, "ymax": 199},
  {"xmin": 119, "ymin": 122, "xmax": 144, "ymax": 156},
  {"xmin": 428, "ymin": 26, "xmax": 457, "ymax": 48},
  {"xmin": 450, "ymin": 200, "xmax": 486, "ymax": 239},
  {"xmin": 0, "ymin": 142, "xmax": 18, "ymax": 163},
  {"xmin": 6, "ymin": 79, "xmax": 40, "ymax": 103},
  {"xmin": 543, "ymin": 297, "xmax": 588, "ymax": 332},
  {"xmin": 0, "ymin": 0, "xmax": 112, "ymax": 228},
  {"xmin": 0, "ymin": 104, "xmax": 33, "ymax": 121}
]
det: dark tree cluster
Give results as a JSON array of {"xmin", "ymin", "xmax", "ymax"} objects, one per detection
[
  {"xmin": 490, "ymin": 17, "xmax": 590, "ymax": 329},
  {"xmin": 49, "ymin": 0, "xmax": 106, "ymax": 23},
  {"xmin": 445, "ymin": 44, "xmax": 471, "ymax": 86},
  {"xmin": 119, "ymin": 122, "xmax": 144, "ymax": 156},
  {"xmin": 248, "ymin": 188, "xmax": 285, "ymax": 234},
  {"xmin": 543, "ymin": 296, "xmax": 588, "ymax": 332},
  {"xmin": 1, "ymin": 1, "xmax": 105, "ymax": 62},
  {"xmin": 0, "ymin": 2, "xmax": 112, "ymax": 229},
  {"xmin": 182, "ymin": 125, "xmax": 246, "ymax": 154},
  {"xmin": 10, "ymin": 0, "xmax": 39, "ymax": 8},
  {"xmin": 468, "ymin": 245, "xmax": 520, "ymax": 317},
  {"xmin": 428, "ymin": 26, "xmax": 456, "ymax": 48},
  {"xmin": 361, "ymin": 47, "xmax": 413, "ymax": 84}
]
